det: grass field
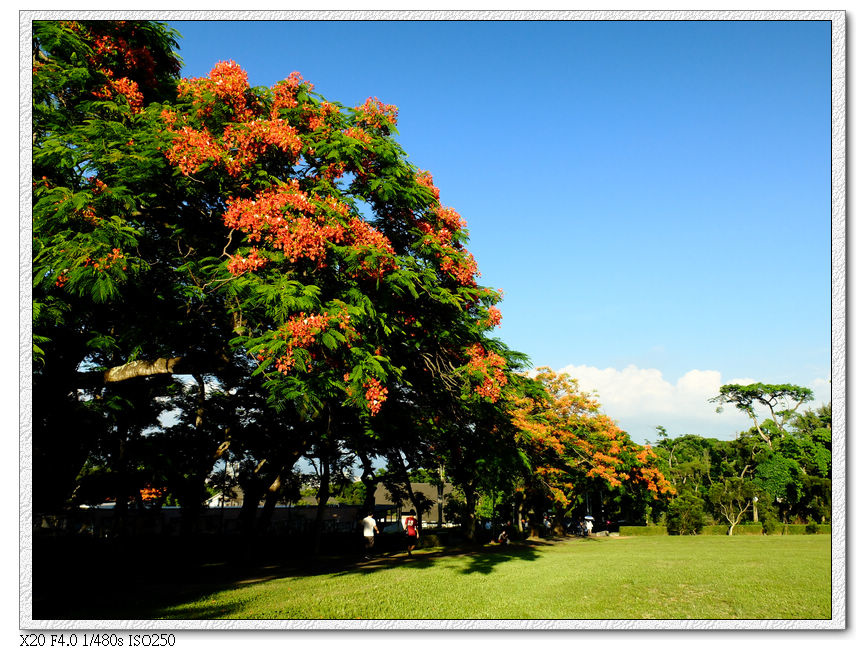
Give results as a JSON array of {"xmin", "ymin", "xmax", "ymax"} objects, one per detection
[{"xmin": 137, "ymin": 535, "xmax": 831, "ymax": 620}]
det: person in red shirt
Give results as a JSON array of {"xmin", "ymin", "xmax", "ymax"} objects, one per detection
[{"xmin": 403, "ymin": 509, "xmax": 419, "ymax": 557}]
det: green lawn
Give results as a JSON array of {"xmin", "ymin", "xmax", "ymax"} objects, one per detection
[{"xmin": 145, "ymin": 535, "xmax": 831, "ymax": 620}]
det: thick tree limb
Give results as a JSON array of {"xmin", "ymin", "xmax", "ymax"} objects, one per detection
[
  {"xmin": 103, "ymin": 357, "xmax": 186, "ymax": 383},
  {"xmin": 75, "ymin": 354, "xmax": 219, "ymax": 388}
]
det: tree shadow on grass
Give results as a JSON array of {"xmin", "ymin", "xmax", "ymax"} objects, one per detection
[
  {"xmin": 460, "ymin": 539, "xmax": 562, "ymax": 574},
  {"xmin": 32, "ymin": 537, "xmax": 568, "ymax": 620},
  {"xmin": 456, "ymin": 543, "xmax": 543, "ymax": 575}
]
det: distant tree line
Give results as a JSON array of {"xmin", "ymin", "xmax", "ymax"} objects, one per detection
[{"xmin": 655, "ymin": 384, "xmax": 830, "ymax": 535}]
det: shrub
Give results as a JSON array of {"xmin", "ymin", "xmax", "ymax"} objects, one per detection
[
  {"xmin": 700, "ymin": 524, "xmax": 763, "ymax": 535},
  {"xmin": 619, "ymin": 525, "xmax": 667, "ymax": 536},
  {"xmin": 762, "ymin": 518, "xmax": 779, "ymax": 535},
  {"xmin": 805, "ymin": 521, "xmax": 820, "ymax": 535},
  {"xmin": 665, "ymin": 493, "xmax": 706, "ymax": 535},
  {"xmin": 733, "ymin": 524, "xmax": 764, "ymax": 535}
]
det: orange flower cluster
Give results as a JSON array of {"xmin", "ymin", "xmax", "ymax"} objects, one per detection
[
  {"xmin": 226, "ymin": 247, "xmax": 268, "ymax": 276},
  {"xmin": 412, "ymin": 171, "xmax": 478, "ymax": 287},
  {"xmin": 164, "ymin": 63, "xmax": 314, "ymax": 176},
  {"xmin": 222, "ymin": 119, "xmax": 303, "ymax": 175},
  {"xmin": 270, "ymin": 72, "xmax": 312, "ymax": 116},
  {"xmin": 209, "ymin": 60, "xmax": 250, "ymax": 109},
  {"xmin": 68, "ymin": 22, "xmax": 166, "ymax": 112},
  {"xmin": 112, "ymin": 76, "xmax": 144, "ymax": 111},
  {"xmin": 481, "ymin": 306, "xmax": 502, "ymax": 328},
  {"xmin": 163, "ymin": 117, "xmax": 303, "ymax": 178},
  {"xmin": 415, "ymin": 170, "xmax": 441, "ymax": 202},
  {"xmin": 139, "ymin": 485, "xmax": 167, "ymax": 501},
  {"xmin": 300, "ymin": 101, "xmax": 338, "ymax": 133},
  {"xmin": 83, "ymin": 22, "xmax": 168, "ymax": 87},
  {"xmin": 255, "ymin": 305, "xmax": 357, "ymax": 374},
  {"xmin": 356, "ymin": 97, "xmax": 398, "ymax": 129},
  {"xmin": 346, "ymin": 217, "xmax": 399, "ymax": 278},
  {"xmin": 363, "ymin": 377, "xmax": 389, "ymax": 416},
  {"xmin": 436, "ymin": 206, "xmax": 467, "ymax": 232},
  {"xmin": 222, "ymin": 181, "xmax": 397, "ymax": 276},
  {"xmin": 466, "ymin": 343, "xmax": 507, "ymax": 402},
  {"xmin": 510, "ymin": 368, "xmax": 675, "ymax": 511},
  {"xmin": 343, "ymin": 126, "xmax": 373, "ymax": 145},
  {"xmin": 223, "ymin": 182, "xmax": 314, "ymax": 235},
  {"xmin": 440, "ymin": 250, "xmax": 479, "ymax": 286},
  {"xmin": 93, "ymin": 74, "xmax": 143, "ymax": 112},
  {"xmin": 320, "ymin": 161, "xmax": 347, "ymax": 182},
  {"xmin": 89, "ymin": 177, "xmax": 109, "ymax": 194},
  {"xmin": 84, "ymin": 248, "xmax": 126, "ymax": 272},
  {"xmin": 270, "ymin": 312, "xmax": 333, "ymax": 374},
  {"xmin": 163, "ymin": 125, "xmax": 222, "ymax": 176},
  {"xmin": 177, "ymin": 60, "xmax": 252, "ymax": 120}
]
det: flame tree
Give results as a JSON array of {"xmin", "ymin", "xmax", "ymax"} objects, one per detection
[
  {"xmin": 32, "ymin": 20, "xmax": 513, "ymax": 522},
  {"xmin": 511, "ymin": 368, "xmax": 674, "ymax": 532},
  {"xmin": 32, "ymin": 21, "xmax": 669, "ymax": 536}
]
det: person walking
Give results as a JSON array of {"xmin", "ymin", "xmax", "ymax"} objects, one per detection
[
  {"xmin": 403, "ymin": 509, "xmax": 419, "ymax": 557},
  {"xmin": 361, "ymin": 512, "xmax": 379, "ymax": 560}
]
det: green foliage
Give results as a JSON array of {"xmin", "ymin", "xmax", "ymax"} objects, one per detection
[
  {"xmin": 700, "ymin": 524, "xmax": 764, "ymax": 536},
  {"xmin": 760, "ymin": 510, "xmax": 780, "ymax": 535},
  {"xmin": 664, "ymin": 493, "xmax": 706, "ymax": 535},
  {"xmin": 710, "ymin": 383, "xmax": 814, "ymax": 450},
  {"xmin": 619, "ymin": 525, "xmax": 668, "ymax": 536},
  {"xmin": 707, "ymin": 477, "xmax": 759, "ymax": 534},
  {"xmin": 780, "ymin": 524, "xmax": 831, "ymax": 535},
  {"xmin": 333, "ymin": 481, "xmax": 366, "ymax": 506},
  {"xmin": 654, "ymin": 402, "xmax": 831, "ymax": 531},
  {"xmin": 754, "ymin": 454, "xmax": 802, "ymax": 502}
]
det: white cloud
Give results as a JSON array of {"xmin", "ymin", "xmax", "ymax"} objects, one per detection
[{"xmin": 555, "ymin": 364, "xmax": 830, "ymax": 443}]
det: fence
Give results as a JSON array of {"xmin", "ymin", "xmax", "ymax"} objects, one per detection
[{"xmin": 32, "ymin": 504, "xmax": 376, "ymax": 538}]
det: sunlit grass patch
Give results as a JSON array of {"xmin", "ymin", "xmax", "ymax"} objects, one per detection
[{"xmin": 152, "ymin": 535, "xmax": 831, "ymax": 620}]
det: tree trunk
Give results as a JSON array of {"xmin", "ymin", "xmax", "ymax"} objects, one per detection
[
  {"xmin": 258, "ymin": 475, "xmax": 283, "ymax": 534},
  {"xmin": 358, "ymin": 453, "xmax": 378, "ymax": 515},
  {"xmin": 238, "ymin": 467, "xmax": 267, "ymax": 536},
  {"xmin": 437, "ymin": 463, "xmax": 445, "ymax": 528},
  {"xmin": 515, "ymin": 491, "xmax": 526, "ymax": 533},
  {"xmin": 177, "ymin": 375, "xmax": 208, "ymax": 536},
  {"xmin": 178, "ymin": 479, "xmax": 203, "ymax": 536},
  {"xmin": 256, "ymin": 447, "xmax": 305, "ymax": 533},
  {"xmin": 553, "ymin": 512, "xmax": 566, "ymax": 536},
  {"xmin": 390, "ymin": 451, "xmax": 424, "ymax": 532},
  {"xmin": 110, "ymin": 435, "xmax": 130, "ymax": 538},
  {"xmin": 463, "ymin": 483, "xmax": 479, "ymax": 542},
  {"xmin": 312, "ymin": 448, "xmax": 331, "ymax": 556}
]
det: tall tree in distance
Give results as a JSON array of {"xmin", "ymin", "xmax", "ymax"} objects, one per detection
[{"xmin": 710, "ymin": 383, "xmax": 815, "ymax": 449}]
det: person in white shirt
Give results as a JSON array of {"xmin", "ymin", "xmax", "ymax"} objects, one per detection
[{"xmin": 361, "ymin": 513, "xmax": 379, "ymax": 559}]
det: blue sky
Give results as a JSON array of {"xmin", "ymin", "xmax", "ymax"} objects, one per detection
[{"xmin": 168, "ymin": 18, "xmax": 832, "ymax": 443}]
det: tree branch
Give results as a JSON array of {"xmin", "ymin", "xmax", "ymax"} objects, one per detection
[
  {"xmin": 103, "ymin": 357, "xmax": 185, "ymax": 383},
  {"xmin": 75, "ymin": 353, "xmax": 222, "ymax": 387}
]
